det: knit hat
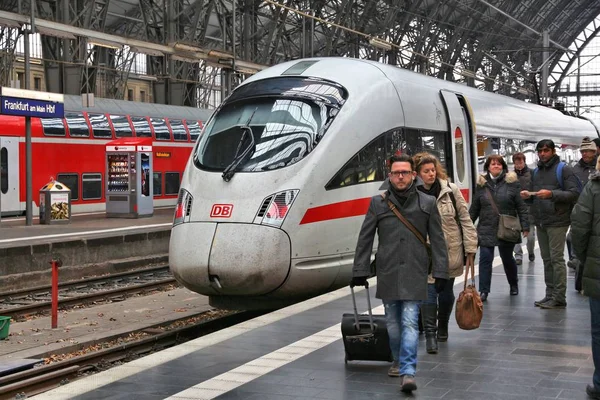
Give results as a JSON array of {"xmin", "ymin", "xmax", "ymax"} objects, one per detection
[
  {"xmin": 594, "ymin": 137, "xmax": 600, "ymax": 148},
  {"xmin": 580, "ymin": 137, "xmax": 596, "ymax": 152}
]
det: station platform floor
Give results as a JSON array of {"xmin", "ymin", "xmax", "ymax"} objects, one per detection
[
  {"xmin": 0, "ymin": 207, "xmax": 174, "ymax": 248},
  {"xmin": 39, "ymin": 247, "xmax": 594, "ymax": 400}
]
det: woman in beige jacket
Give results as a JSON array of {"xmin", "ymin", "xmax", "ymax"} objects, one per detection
[{"xmin": 413, "ymin": 152, "xmax": 478, "ymax": 354}]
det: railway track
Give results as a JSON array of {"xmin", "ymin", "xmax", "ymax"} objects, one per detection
[
  {"xmin": 0, "ymin": 310, "xmax": 264, "ymax": 400},
  {"xmin": 0, "ymin": 266, "xmax": 177, "ymax": 320}
]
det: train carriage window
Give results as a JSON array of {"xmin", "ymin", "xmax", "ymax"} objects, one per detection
[
  {"xmin": 194, "ymin": 77, "xmax": 347, "ymax": 173},
  {"xmin": 169, "ymin": 119, "xmax": 188, "ymax": 141},
  {"xmin": 88, "ymin": 113, "xmax": 112, "ymax": 138},
  {"xmin": 186, "ymin": 120, "xmax": 202, "ymax": 141},
  {"xmin": 40, "ymin": 118, "xmax": 66, "ymax": 136},
  {"xmin": 1, "ymin": 147, "xmax": 7, "ymax": 194},
  {"xmin": 57, "ymin": 173, "xmax": 79, "ymax": 200},
  {"xmin": 326, "ymin": 128, "xmax": 447, "ymax": 190},
  {"xmin": 110, "ymin": 115, "xmax": 133, "ymax": 138},
  {"xmin": 82, "ymin": 173, "xmax": 102, "ymax": 200},
  {"xmin": 131, "ymin": 116, "xmax": 152, "ymax": 138},
  {"xmin": 65, "ymin": 113, "xmax": 89, "ymax": 137},
  {"xmin": 165, "ymin": 172, "xmax": 180, "ymax": 195},
  {"xmin": 153, "ymin": 172, "xmax": 162, "ymax": 196},
  {"xmin": 151, "ymin": 118, "xmax": 171, "ymax": 140}
]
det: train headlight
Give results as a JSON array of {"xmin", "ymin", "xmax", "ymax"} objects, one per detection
[
  {"xmin": 173, "ymin": 188, "xmax": 193, "ymax": 226},
  {"xmin": 258, "ymin": 189, "xmax": 299, "ymax": 228}
]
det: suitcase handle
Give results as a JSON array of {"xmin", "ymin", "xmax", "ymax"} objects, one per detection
[{"xmin": 350, "ymin": 285, "xmax": 375, "ymax": 332}]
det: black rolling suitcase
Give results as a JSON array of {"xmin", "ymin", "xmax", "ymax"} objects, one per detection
[{"xmin": 341, "ymin": 284, "xmax": 393, "ymax": 363}]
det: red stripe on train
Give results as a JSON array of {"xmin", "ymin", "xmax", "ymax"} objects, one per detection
[
  {"xmin": 460, "ymin": 188, "xmax": 470, "ymax": 203},
  {"xmin": 299, "ymin": 197, "xmax": 372, "ymax": 225},
  {"xmin": 299, "ymin": 188, "xmax": 470, "ymax": 225}
]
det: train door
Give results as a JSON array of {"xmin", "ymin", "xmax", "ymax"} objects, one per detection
[
  {"xmin": 0, "ymin": 137, "xmax": 20, "ymax": 215},
  {"xmin": 439, "ymin": 90, "xmax": 477, "ymax": 203}
]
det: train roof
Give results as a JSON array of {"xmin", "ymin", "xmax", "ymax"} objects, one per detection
[
  {"xmin": 64, "ymin": 95, "xmax": 214, "ymax": 121},
  {"xmin": 243, "ymin": 57, "xmax": 598, "ymax": 145}
]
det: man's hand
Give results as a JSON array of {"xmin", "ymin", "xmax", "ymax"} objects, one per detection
[
  {"xmin": 434, "ymin": 278, "xmax": 448, "ymax": 293},
  {"xmin": 523, "ymin": 231, "xmax": 529, "ymax": 238},
  {"xmin": 536, "ymin": 189, "xmax": 553, "ymax": 199},
  {"xmin": 350, "ymin": 276, "xmax": 369, "ymax": 288}
]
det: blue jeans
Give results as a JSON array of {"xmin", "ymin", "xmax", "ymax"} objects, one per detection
[
  {"xmin": 590, "ymin": 297, "xmax": 600, "ymax": 390},
  {"xmin": 478, "ymin": 245, "xmax": 518, "ymax": 294},
  {"xmin": 383, "ymin": 300, "xmax": 420, "ymax": 376}
]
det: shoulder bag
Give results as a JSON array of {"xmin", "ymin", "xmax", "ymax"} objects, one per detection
[
  {"xmin": 455, "ymin": 255, "xmax": 483, "ymax": 330},
  {"xmin": 485, "ymin": 188, "xmax": 521, "ymax": 243},
  {"xmin": 381, "ymin": 193, "xmax": 432, "ymax": 273}
]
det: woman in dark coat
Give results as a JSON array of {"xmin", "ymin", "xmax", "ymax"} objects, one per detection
[{"xmin": 469, "ymin": 155, "xmax": 530, "ymax": 301}]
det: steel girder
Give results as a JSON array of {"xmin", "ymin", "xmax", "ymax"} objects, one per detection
[{"xmin": 2, "ymin": 0, "xmax": 600, "ymax": 105}]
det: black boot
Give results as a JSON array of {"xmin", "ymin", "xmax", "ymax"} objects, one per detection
[
  {"xmin": 421, "ymin": 303, "xmax": 438, "ymax": 354},
  {"xmin": 437, "ymin": 300, "xmax": 453, "ymax": 342}
]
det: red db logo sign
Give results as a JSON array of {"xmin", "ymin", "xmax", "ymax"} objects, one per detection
[{"xmin": 210, "ymin": 204, "xmax": 233, "ymax": 218}]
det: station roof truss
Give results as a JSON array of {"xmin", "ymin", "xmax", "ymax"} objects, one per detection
[{"xmin": 1, "ymin": 0, "xmax": 599, "ymax": 107}]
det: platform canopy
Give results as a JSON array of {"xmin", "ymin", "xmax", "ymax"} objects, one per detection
[{"xmin": 1, "ymin": 0, "xmax": 599, "ymax": 106}]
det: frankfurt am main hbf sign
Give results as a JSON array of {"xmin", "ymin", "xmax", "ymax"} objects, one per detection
[{"xmin": 0, "ymin": 87, "xmax": 64, "ymax": 119}]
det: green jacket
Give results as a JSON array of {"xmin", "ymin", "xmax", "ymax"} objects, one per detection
[{"xmin": 572, "ymin": 168, "xmax": 600, "ymax": 299}]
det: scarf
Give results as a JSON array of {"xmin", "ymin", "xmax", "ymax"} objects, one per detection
[
  {"xmin": 390, "ymin": 180, "xmax": 415, "ymax": 207},
  {"xmin": 417, "ymin": 178, "xmax": 441, "ymax": 199}
]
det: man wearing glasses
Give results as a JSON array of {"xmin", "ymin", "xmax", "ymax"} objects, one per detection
[{"xmin": 351, "ymin": 154, "xmax": 448, "ymax": 393}]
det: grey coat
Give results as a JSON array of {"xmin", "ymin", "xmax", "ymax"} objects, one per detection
[
  {"xmin": 571, "ymin": 165, "xmax": 600, "ymax": 299},
  {"xmin": 469, "ymin": 172, "xmax": 529, "ymax": 247},
  {"xmin": 527, "ymin": 155, "xmax": 580, "ymax": 228},
  {"xmin": 353, "ymin": 184, "xmax": 449, "ymax": 301},
  {"xmin": 573, "ymin": 157, "xmax": 597, "ymax": 186}
]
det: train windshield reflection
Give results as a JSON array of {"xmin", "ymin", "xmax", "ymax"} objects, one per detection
[{"xmin": 194, "ymin": 77, "xmax": 347, "ymax": 173}]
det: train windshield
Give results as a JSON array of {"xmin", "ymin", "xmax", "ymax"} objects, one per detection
[{"xmin": 194, "ymin": 77, "xmax": 347, "ymax": 173}]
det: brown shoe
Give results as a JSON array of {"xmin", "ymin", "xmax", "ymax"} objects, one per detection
[
  {"xmin": 388, "ymin": 361, "xmax": 399, "ymax": 377},
  {"xmin": 540, "ymin": 299, "xmax": 566, "ymax": 309},
  {"xmin": 401, "ymin": 375, "xmax": 417, "ymax": 393}
]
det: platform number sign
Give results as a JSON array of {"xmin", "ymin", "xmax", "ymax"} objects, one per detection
[{"xmin": 210, "ymin": 204, "xmax": 233, "ymax": 218}]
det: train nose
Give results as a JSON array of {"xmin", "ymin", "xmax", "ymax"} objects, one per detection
[{"xmin": 169, "ymin": 223, "xmax": 291, "ymax": 296}]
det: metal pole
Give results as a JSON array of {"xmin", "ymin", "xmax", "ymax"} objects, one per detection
[
  {"xmin": 576, "ymin": 54, "xmax": 581, "ymax": 115},
  {"xmin": 541, "ymin": 30, "xmax": 549, "ymax": 104},
  {"xmin": 51, "ymin": 259, "xmax": 61, "ymax": 329},
  {"xmin": 24, "ymin": 1, "xmax": 35, "ymax": 226}
]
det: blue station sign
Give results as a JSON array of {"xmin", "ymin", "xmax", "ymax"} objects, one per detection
[{"xmin": 0, "ymin": 87, "xmax": 64, "ymax": 119}]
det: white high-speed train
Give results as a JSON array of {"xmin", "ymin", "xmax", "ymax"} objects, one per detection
[{"xmin": 169, "ymin": 57, "xmax": 598, "ymax": 309}]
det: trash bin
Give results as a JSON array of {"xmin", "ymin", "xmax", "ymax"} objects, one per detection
[
  {"xmin": 0, "ymin": 316, "xmax": 10, "ymax": 340},
  {"xmin": 39, "ymin": 179, "xmax": 71, "ymax": 225}
]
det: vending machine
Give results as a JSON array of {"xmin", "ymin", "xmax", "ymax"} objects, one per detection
[{"xmin": 105, "ymin": 137, "xmax": 153, "ymax": 218}]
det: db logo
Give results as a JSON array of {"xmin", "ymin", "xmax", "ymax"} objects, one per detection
[{"xmin": 210, "ymin": 204, "xmax": 233, "ymax": 218}]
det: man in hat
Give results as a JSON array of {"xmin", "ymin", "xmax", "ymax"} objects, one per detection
[
  {"xmin": 567, "ymin": 137, "xmax": 598, "ymax": 288},
  {"xmin": 593, "ymin": 138, "xmax": 600, "ymax": 157}
]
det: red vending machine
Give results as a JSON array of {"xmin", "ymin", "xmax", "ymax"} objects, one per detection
[{"xmin": 105, "ymin": 138, "xmax": 153, "ymax": 218}]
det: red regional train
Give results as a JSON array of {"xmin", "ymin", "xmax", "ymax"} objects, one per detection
[{"xmin": 0, "ymin": 95, "xmax": 213, "ymax": 216}]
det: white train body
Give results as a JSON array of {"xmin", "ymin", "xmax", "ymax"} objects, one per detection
[{"xmin": 169, "ymin": 57, "xmax": 597, "ymax": 309}]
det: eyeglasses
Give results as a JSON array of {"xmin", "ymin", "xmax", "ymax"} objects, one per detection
[{"xmin": 389, "ymin": 170, "xmax": 413, "ymax": 178}]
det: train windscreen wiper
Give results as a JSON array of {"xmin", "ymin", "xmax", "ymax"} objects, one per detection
[{"xmin": 222, "ymin": 110, "xmax": 257, "ymax": 182}]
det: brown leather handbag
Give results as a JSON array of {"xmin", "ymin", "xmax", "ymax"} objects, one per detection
[{"xmin": 455, "ymin": 256, "xmax": 483, "ymax": 330}]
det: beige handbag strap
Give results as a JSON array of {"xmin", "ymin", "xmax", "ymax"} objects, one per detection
[
  {"xmin": 484, "ymin": 188, "xmax": 500, "ymax": 215},
  {"xmin": 381, "ymin": 193, "xmax": 427, "ymax": 246}
]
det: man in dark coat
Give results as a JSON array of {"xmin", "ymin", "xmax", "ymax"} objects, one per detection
[
  {"xmin": 567, "ymin": 137, "xmax": 597, "ymax": 274},
  {"xmin": 352, "ymin": 154, "xmax": 448, "ymax": 394},
  {"xmin": 521, "ymin": 139, "xmax": 580, "ymax": 309},
  {"xmin": 570, "ymin": 157, "xmax": 600, "ymax": 399},
  {"xmin": 512, "ymin": 152, "xmax": 536, "ymax": 264}
]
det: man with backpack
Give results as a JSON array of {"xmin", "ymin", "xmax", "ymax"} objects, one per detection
[{"xmin": 520, "ymin": 139, "xmax": 581, "ymax": 309}]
